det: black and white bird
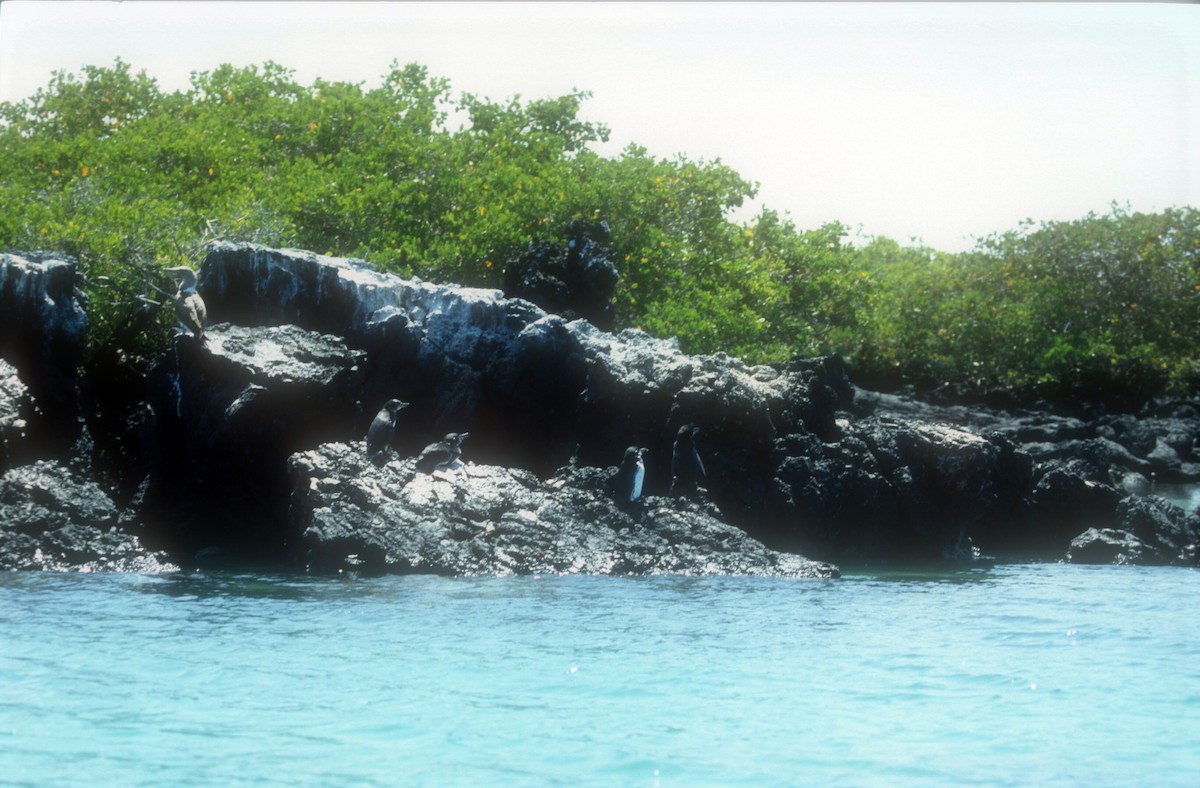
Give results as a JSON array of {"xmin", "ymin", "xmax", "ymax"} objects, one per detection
[
  {"xmin": 164, "ymin": 265, "xmax": 207, "ymax": 343},
  {"xmin": 366, "ymin": 399, "xmax": 408, "ymax": 464},
  {"xmin": 670, "ymin": 424, "xmax": 706, "ymax": 496},
  {"xmin": 614, "ymin": 446, "xmax": 648, "ymax": 505},
  {"xmin": 415, "ymin": 432, "xmax": 469, "ymax": 473}
]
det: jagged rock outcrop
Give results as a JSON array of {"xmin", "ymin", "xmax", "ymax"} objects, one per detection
[
  {"xmin": 772, "ymin": 418, "xmax": 1031, "ymax": 562},
  {"xmin": 195, "ymin": 242, "xmax": 850, "ymax": 504},
  {"xmin": 191, "ymin": 243, "xmax": 1023, "ymax": 564},
  {"xmin": 288, "ymin": 441, "xmax": 838, "ymax": 578},
  {"xmin": 863, "ymin": 387, "xmax": 1200, "ymax": 560},
  {"xmin": 0, "ymin": 252, "xmax": 88, "ymax": 454},
  {"xmin": 140, "ymin": 323, "xmax": 366, "ymax": 562},
  {"xmin": 3, "ymin": 240, "xmax": 1198, "ymax": 572},
  {"xmin": 866, "ymin": 389, "xmax": 1200, "ymax": 485},
  {"xmin": 0, "ymin": 459, "xmax": 176, "ymax": 572},
  {"xmin": 187, "ymin": 242, "xmax": 1200, "ymax": 567},
  {"xmin": 1066, "ymin": 496, "xmax": 1199, "ymax": 566},
  {"xmin": 0, "ymin": 358, "xmax": 32, "ymax": 472},
  {"xmin": 502, "ymin": 218, "xmax": 619, "ymax": 331}
]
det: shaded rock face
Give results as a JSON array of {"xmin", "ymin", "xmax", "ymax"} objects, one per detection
[
  {"xmin": 772, "ymin": 419, "xmax": 1031, "ymax": 562},
  {"xmin": 502, "ymin": 218, "xmax": 619, "ymax": 331},
  {"xmin": 141, "ymin": 323, "xmax": 365, "ymax": 562},
  {"xmin": 0, "ymin": 253, "xmax": 88, "ymax": 453},
  {"xmin": 862, "ymin": 387, "xmax": 1200, "ymax": 562},
  {"xmin": 0, "ymin": 460, "xmax": 176, "ymax": 572},
  {"xmin": 289, "ymin": 442, "xmax": 837, "ymax": 579},
  {"xmin": 1067, "ymin": 496, "xmax": 1199, "ymax": 566}
]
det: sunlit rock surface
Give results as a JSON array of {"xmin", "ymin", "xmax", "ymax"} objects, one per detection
[
  {"xmin": 0, "ymin": 459, "xmax": 176, "ymax": 572},
  {"xmin": 289, "ymin": 441, "xmax": 838, "ymax": 579},
  {"xmin": 0, "ymin": 358, "xmax": 31, "ymax": 472}
]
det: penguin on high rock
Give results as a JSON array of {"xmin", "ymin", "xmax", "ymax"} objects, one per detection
[
  {"xmin": 164, "ymin": 265, "xmax": 207, "ymax": 343},
  {"xmin": 416, "ymin": 432, "xmax": 469, "ymax": 474},
  {"xmin": 366, "ymin": 399, "xmax": 409, "ymax": 465},
  {"xmin": 613, "ymin": 446, "xmax": 648, "ymax": 506},
  {"xmin": 670, "ymin": 424, "xmax": 707, "ymax": 496}
]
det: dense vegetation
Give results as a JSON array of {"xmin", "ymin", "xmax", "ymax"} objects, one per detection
[{"xmin": 1, "ymin": 60, "xmax": 1196, "ymax": 406}]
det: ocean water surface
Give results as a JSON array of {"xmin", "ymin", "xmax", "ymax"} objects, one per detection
[{"xmin": 1, "ymin": 563, "xmax": 1197, "ymax": 786}]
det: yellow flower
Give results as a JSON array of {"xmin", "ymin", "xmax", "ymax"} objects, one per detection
[{"xmin": 81, "ymin": 166, "xmax": 89, "ymax": 177}]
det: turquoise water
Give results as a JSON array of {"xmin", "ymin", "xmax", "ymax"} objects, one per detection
[{"xmin": 2, "ymin": 564, "xmax": 1197, "ymax": 786}]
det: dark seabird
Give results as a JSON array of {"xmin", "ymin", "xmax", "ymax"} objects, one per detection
[
  {"xmin": 614, "ymin": 446, "xmax": 647, "ymax": 505},
  {"xmin": 415, "ymin": 432, "xmax": 469, "ymax": 473},
  {"xmin": 164, "ymin": 265, "xmax": 207, "ymax": 343},
  {"xmin": 670, "ymin": 424, "xmax": 706, "ymax": 496},
  {"xmin": 366, "ymin": 399, "xmax": 409, "ymax": 464}
]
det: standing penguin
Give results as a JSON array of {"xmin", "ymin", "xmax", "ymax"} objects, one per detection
[
  {"xmin": 366, "ymin": 399, "xmax": 408, "ymax": 464},
  {"xmin": 416, "ymin": 432, "xmax": 469, "ymax": 473},
  {"xmin": 670, "ymin": 424, "xmax": 706, "ymax": 496},
  {"xmin": 164, "ymin": 265, "xmax": 207, "ymax": 343},
  {"xmin": 614, "ymin": 446, "xmax": 648, "ymax": 505}
]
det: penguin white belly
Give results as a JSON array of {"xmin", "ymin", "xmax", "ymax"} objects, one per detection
[{"xmin": 631, "ymin": 463, "xmax": 644, "ymax": 501}]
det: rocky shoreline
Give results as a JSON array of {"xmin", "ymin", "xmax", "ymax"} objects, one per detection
[{"xmin": 2, "ymin": 244, "xmax": 1197, "ymax": 576}]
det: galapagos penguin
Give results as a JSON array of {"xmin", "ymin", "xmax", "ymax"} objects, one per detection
[
  {"xmin": 416, "ymin": 432, "xmax": 469, "ymax": 473},
  {"xmin": 164, "ymin": 265, "xmax": 207, "ymax": 343},
  {"xmin": 614, "ymin": 446, "xmax": 647, "ymax": 505},
  {"xmin": 670, "ymin": 424, "xmax": 706, "ymax": 496},
  {"xmin": 366, "ymin": 399, "xmax": 409, "ymax": 464}
]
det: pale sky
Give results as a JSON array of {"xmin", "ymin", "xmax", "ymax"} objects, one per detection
[{"xmin": 1, "ymin": 1, "xmax": 1196, "ymax": 251}]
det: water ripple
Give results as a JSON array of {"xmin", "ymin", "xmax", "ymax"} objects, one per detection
[{"xmin": 1, "ymin": 565, "xmax": 1197, "ymax": 785}]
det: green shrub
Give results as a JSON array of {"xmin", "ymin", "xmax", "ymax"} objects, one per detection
[{"xmin": 1, "ymin": 60, "xmax": 1196, "ymax": 403}]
